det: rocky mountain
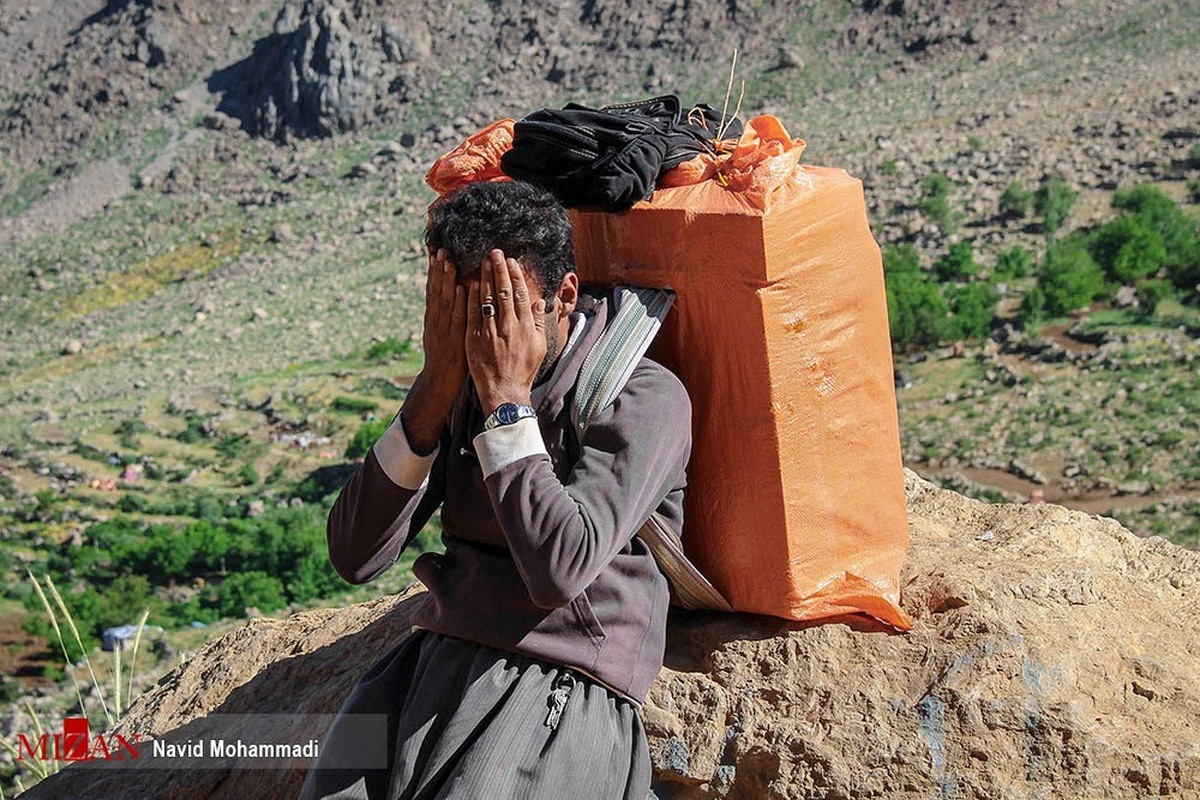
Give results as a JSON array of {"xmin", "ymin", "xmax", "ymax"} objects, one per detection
[{"xmin": 21, "ymin": 472, "xmax": 1199, "ymax": 799}]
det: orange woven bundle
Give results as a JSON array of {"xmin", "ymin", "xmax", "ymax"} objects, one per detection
[
  {"xmin": 657, "ymin": 115, "xmax": 807, "ymax": 211},
  {"xmin": 427, "ymin": 115, "xmax": 912, "ymax": 630}
]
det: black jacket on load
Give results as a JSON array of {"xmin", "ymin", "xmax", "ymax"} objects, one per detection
[{"xmin": 500, "ymin": 95, "xmax": 743, "ymax": 211}]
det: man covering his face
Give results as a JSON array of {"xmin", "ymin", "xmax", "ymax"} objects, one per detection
[{"xmin": 302, "ymin": 181, "xmax": 692, "ymax": 800}]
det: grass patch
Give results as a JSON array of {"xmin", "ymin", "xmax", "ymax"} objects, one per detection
[
  {"xmin": 897, "ymin": 358, "xmax": 986, "ymax": 404},
  {"xmin": 366, "ymin": 337, "xmax": 413, "ymax": 361},
  {"xmin": 0, "ymin": 165, "xmax": 58, "ymax": 217},
  {"xmin": 61, "ymin": 231, "xmax": 246, "ymax": 318}
]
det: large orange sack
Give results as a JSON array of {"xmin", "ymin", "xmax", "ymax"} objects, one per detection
[
  {"xmin": 571, "ymin": 120, "xmax": 911, "ymax": 629},
  {"xmin": 427, "ymin": 115, "xmax": 911, "ymax": 629}
]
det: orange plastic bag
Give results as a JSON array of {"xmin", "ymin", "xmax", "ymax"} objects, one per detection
[
  {"xmin": 427, "ymin": 116, "xmax": 911, "ymax": 629},
  {"xmin": 425, "ymin": 119, "xmax": 515, "ymax": 195}
]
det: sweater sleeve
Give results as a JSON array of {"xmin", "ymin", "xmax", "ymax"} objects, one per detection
[
  {"xmin": 477, "ymin": 361, "xmax": 691, "ymax": 609},
  {"xmin": 326, "ymin": 413, "xmax": 445, "ymax": 584}
]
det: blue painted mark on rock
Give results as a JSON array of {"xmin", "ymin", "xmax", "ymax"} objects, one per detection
[
  {"xmin": 661, "ymin": 736, "xmax": 690, "ymax": 775},
  {"xmin": 919, "ymin": 694, "xmax": 958, "ymax": 800},
  {"xmin": 1023, "ymin": 657, "xmax": 1050, "ymax": 787},
  {"xmin": 713, "ymin": 764, "xmax": 736, "ymax": 793}
]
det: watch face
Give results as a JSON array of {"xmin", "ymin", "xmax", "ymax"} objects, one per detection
[{"xmin": 496, "ymin": 403, "xmax": 519, "ymax": 424}]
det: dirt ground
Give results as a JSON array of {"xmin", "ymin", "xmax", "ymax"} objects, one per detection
[{"xmin": 0, "ymin": 607, "xmax": 55, "ymax": 688}]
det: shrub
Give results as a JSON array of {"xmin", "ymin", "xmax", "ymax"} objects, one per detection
[
  {"xmin": 265, "ymin": 461, "xmax": 286, "ymax": 484},
  {"xmin": 183, "ymin": 520, "xmax": 234, "ymax": 573},
  {"xmin": 237, "ymin": 462, "xmax": 260, "ymax": 487},
  {"xmin": 331, "ymin": 396, "xmax": 378, "ymax": 414},
  {"xmin": 175, "ymin": 411, "xmax": 208, "ymax": 444},
  {"xmin": 1038, "ymin": 238, "xmax": 1107, "ymax": 315},
  {"xmin": 1136, "ymin": 279, "xmax": 1175, "ymax": 319},
  {"xmin": 994, "ymin": 246, "xmax": 1033, "ymax": 280},
  {"xmin": 345, "ymin": 418, "xmax": 389, "ymax": 459},
  {"xmin": 162, "ymin": 595, "xmax": 219, "ymax": 627},
  {"xmin": 934, "ymin": 241, "xmax": 977, "ymax": 282},
  {"xmin": 918, "ymin": 173, "xmax": 960, "ymax": 234},
  {"xmin": 1033, "ymin": 176, "xmax": 1077, "ymax": 239},
  {"xmin": 1021, "ymin": 285, "xmax": 1047, "ymax": 330},
  {"xmin": 881, "ymin": 159, "xmax": 899, "ymax": 175},
  {"xmin": 999, "ymin": 181, "xmax": 1032, "ymax": 220},
  {"xmin": 115, "ymin": 419, "xmax": 149, "ymax": 449},
  {"xmin": 215, "ymin": 432, "xmax": 251, "ymax": 459}
]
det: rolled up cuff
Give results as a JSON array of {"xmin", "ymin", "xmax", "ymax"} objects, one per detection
[
  {"xmin": 372, "ymin": 415, "xmax": 438, "ymax": 490},
  {"xmin": 473, "ymin": 418, "xmax": 547, "ymax": 478}
]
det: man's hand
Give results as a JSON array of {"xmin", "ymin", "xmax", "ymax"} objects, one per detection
[
  {"xmin": 466, "ymin": 249, "xmax": 547, "ymax": 415},
  {"xmin": 400, "ymin": 249, "xmax": 467, "ymax": 454}
]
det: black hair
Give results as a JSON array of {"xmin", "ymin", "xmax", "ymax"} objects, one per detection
[{"xmin": 425, "ymin": 181, "xmax": 575, "ymax": 303}]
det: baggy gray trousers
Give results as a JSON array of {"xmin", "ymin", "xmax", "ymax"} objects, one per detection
[{"xmin": 299, "ymin": 630, "xmax": 652, "ymax": 800}]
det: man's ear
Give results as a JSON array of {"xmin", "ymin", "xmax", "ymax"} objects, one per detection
[{"xmin": 554, "ymin": 273, "xmax": 579, "ymax": 319}]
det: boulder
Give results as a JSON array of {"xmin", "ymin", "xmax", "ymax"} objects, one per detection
[{"xmin": 23, "ymin": 471, "xmax": 1199, "ymax": 798}]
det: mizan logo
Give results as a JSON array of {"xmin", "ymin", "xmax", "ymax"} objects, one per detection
[{"xmin": 16, "ymin": 717, "xmax": 140, "ymax": 762}]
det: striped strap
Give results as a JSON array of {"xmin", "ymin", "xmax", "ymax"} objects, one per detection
[
  {"xmin": 573, "ymin": 285, "xmax": 732, "ymax": 612},
  {"xmin": 638, "ymin": 512, "xmax": 733, "ymax": 612}
]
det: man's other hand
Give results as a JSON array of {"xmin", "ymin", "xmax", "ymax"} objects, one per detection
[
  {"xmin": 466, "ymin": 249, "xmax": 547, "ymax": 415},
  {"xmin": 400, "ymin": 249, "xmax": 467, "ymax": 455}
]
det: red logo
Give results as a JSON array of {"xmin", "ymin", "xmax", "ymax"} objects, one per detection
[{"xmin": 16, "ymin": 717, "xmax": 140, "ymax": 762}]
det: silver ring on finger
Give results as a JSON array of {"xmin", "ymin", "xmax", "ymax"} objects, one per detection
[{"xmin": 481, "ymin": 302, "xmax": 497, "ymax": 319}]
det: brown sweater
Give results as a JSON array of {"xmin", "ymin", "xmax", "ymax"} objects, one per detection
[{"xmin": 326, "ymin": 297, "xmax": 692, "ymax": 702}]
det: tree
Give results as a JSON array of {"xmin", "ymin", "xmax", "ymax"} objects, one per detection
[
  {"xmin": 934, "ymin": 241, "xmax": 977, "ymax": 282},
  {"xmin": 947, "ymin": 282, "xmax": 999, "ymax": 339},
  {"xmin": 288, "ymin": 552, "xmax": 347, "ymax": 603},
  {"xmin": 1038, "ymin": 239, "xmax": 1107, "ymax": 315},
  {"xmin": 1089, "ymin": 215, "xmax": 1167, "ymax": 283},
  {"xmin": 215, "ymin": 571, "xmax": 286, "ymax": 618},
  {"xmin": 885, "ymin": 270, "xmax": 953, "ymax": 347},
  {"xmin": 184, "ymin": 519, "xmax": 234, "ymax": 573},
  {"xmin": 883, "ymin": 244, "xmax": 921, "ymax": 275},
  {"xmin": 1033, "ymin": 176, "xmax": 1077, "ymax": 240},
  {"xmin": 113, "ymin": 523, "xmax": 195, "ymax": 584},
  {"xmin": 1111, "ymin": 185, "xmax": 1200, "ymax": 291},
  {"xmin": 98, "ymin": 575, "xmax": 158, "ymax": 631}
]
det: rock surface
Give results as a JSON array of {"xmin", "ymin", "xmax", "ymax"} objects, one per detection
[{"xmin": 25, "ymin": 471, "xmax": 1199, "ymax": 799}]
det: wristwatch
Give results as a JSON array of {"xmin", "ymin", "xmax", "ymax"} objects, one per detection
[{"xmin": 483, "ymin": 402, "xmax": 537, "ymax": 431}]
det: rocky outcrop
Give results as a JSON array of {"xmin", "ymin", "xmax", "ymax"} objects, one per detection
[
  {"xmin": 24, "ymin": 471, "xmax": 1199, "ymax": 799},
  {"xmin": 213, "ymin": 0, "xmax": 385, "ymax": 140}
]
